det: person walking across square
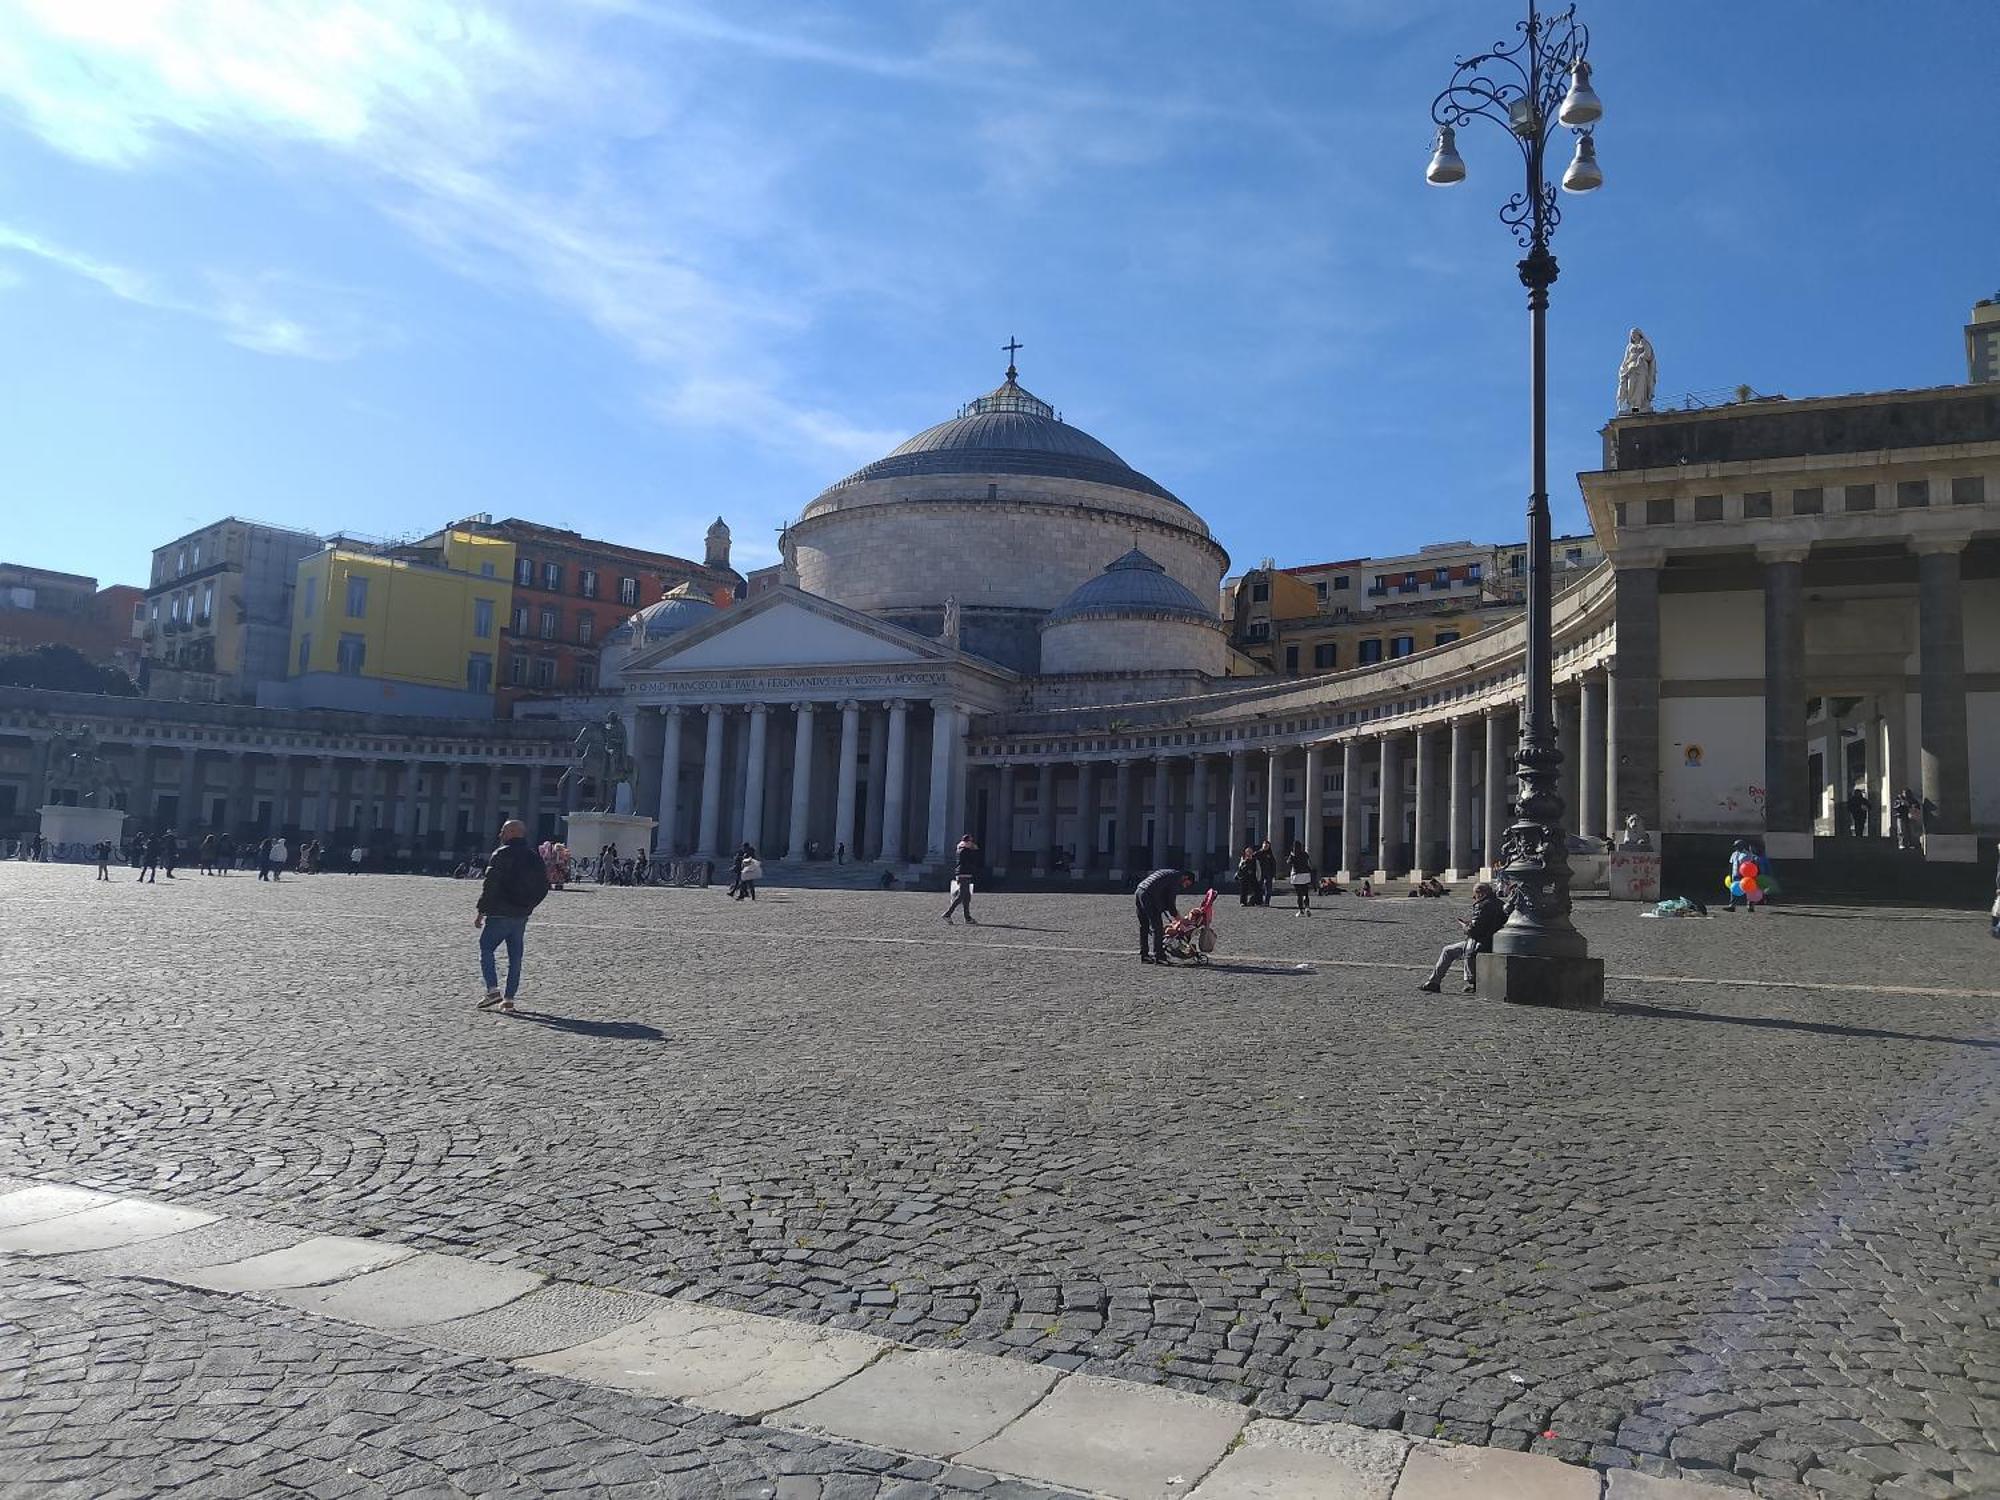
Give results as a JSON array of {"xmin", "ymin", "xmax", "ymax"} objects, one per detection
[
  {"xmin": 1418, "ymin": 882, "xmax": 1507, "ymax": 994},
  {"xmin": 475, "ymin": 819, "xmax": 549, "ymax": 1013},
  {"xmin": 267, "ymin": 836, "xmax": 287, "ymax": 882},
  {"xmin": 941, "ymin": 835, "xmax": 982, "ymax": 923},
  {"xmin": 94, "ymin": 839, "xmax": 112, "ymax": 880}
]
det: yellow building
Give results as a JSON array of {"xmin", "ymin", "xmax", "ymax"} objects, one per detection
[{"xmin": 263, "ymin": 532, "xmax": 515, "ymax": 717}]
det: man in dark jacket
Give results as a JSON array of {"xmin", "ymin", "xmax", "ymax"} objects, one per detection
[
  {"xmin": 1418, "ymin": 882, "xmax": 1507, "ymax": 993},
  {"xmin": 1255, "ymin": 840, "xmax": 1278, "ymax": 905},
  {"xmin": 475, "ymin": 819, "xmax": 550, "ymax": 1012},
  {"xmin": 1135, "ymin": 867, "xmax": 1194, "ymax": 964},
  {"xmin": 941, "ymin": 835, "xmax": 982, "ymax": 923}
]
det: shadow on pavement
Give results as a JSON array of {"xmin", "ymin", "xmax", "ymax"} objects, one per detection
[
  {"xmin": 1611, "ymin": 1001, "xmax": 1999, "ymax": 1049},
  {"xmin": 505, "ymin": 1012, "xmax": 665, "ymax": 1042}
]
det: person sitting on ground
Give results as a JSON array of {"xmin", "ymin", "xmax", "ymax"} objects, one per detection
[
  {"xmin": 879, "ymin": 868, "xmax": 899, "ymax": 889},
  {"xmin": 1135, "ymin": 867, "xmax": 1195, "ymax": 964},
  {"xmin": 1409, "ymin": 876, "xmax": 1447, "ymax": 898},
  {"xmin": 1418, "ymin": 881, "xmax": 1508, "ymax": 994},
  {"xmin": 1357, "ymin": 876, "xmax": 1375, "ymax": 896}
]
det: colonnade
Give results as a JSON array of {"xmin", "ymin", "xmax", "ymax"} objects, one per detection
[{"xmin": 635, "ymin": 696, "xmax": 964, "ymax": 864}]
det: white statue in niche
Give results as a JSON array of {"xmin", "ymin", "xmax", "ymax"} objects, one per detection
[{"xmin": 1617, "ymin": 328, "xmax": 1657, "ymax": 414}]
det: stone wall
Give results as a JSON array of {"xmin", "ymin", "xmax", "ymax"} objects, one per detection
[{"xmin": 1039, "ymin": 615, "xmax": 1227, "ymax": 676}]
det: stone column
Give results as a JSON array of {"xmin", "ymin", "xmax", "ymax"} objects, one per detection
[
  {"xmin": 315, "ymin": 754, "xmax": 336, "ymax": 836},
  {"xmin": 1111, "ymin": 758, "xmax": 1135, "ymax": 879},
  {"xmin": 1484, "ymin": 708, "xmax": 1513, "ymax": 871},
  {"xmin": 1915, "ymin": 538, "xmax": 1973, "ymax": 856},
  {"xmin": 1413, "ymin": 729, "xmax": 1440, "ymax": 876},
  {"xmin": 1602, "ymin": 669, "xmax": 1620, "ymax": 841},
  {"xmin": 1187, "ymin": 754, "xmax": 1211, "ymax": 872},
  {"xmin": 1578, "ymin": 675, "xmax": 1606, "ymax": 846},
  {"xmin": 1225, "ymin": 749, "xmax": 1247, "ymax": 861},
  {"xmin": 180, "ymin": 747, "xmax": 203, "ymax": 831},
  {"xmin": 1036, "ymin": 762, "xmax": 1057, "ymax": 875},
  {"xmin": 521, "ymin": 762, "xmax": 544, "ymax": 844},
  {"xmin": 1610, "ymin": 553, "xmax": 1663, "ymax": 836},
  {"xmin": 924, "ymin": 698, "xmax": 958, "ymax": 864},
  {"xmin": 1758, "ymin": 544, "xmax": 1811, "ymax": 856},
  {"xmin": 655, "ymin": 707, "xmax": 683, "ymax": 854},
  {"xmin": 1338, "ymin": 739, "xmax": 1364, "ymax": 881},
  {"xmin": 1302, "ymin": 744, "xmax": 1324, "ymax": 870},
  {"xmin": 741, "ymin": 703, "xmax": 770, "ymax": 853},
  {"xmin": 994, "ymin": 762, "xmax": 1017, "ymax": 873},
  {"xmin": 1264, "ymin": 748, "xmax": 1284, "ymax": 849},
  {"xmin": 1375, "ymin": 733, "xmax": 1404, "ymax": 879},
  {"xmin": 440, "ymin": 760, "xmax": 463, "ymax": 849},
  {"xmin": 1073, "ymin": 761, "xmax": 1096, "ymax": 876},
  {"xmin": 880, "ymin": 701, "xmax": 909, "ymax": 864},
  {"xmin": 1555, "ymin": 691, "xmax": 1581, "ymax": 844},
  {"xmin": 785, "ymin": 702, "xmax": 816, "ymax": 860},
  {"xmin": 863, "ymin": 706, "xmax": 888, "ymax": 859},
  {"xmin": 476, "ymin": 762, "xmax": 502, "ymax": 846},
  {"xmin": 224, "ymin": 749, "xmax": 248, "ymax": 834},
  {"xmin": 392, "ymin": 759, "xmax": 418, "ymax": 843},
  {"xmin": 697, "ymin": 703, "xmax": 726, "ymax": 858},
  {"xmin": 1447, "ymin": 718, "xmax": 1475, "ymax": 880},
  {"xmin": 832, "ymin": 700, "xmax": 860, "ymax": 860}
]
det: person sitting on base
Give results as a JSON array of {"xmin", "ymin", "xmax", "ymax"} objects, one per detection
[
  {"xmin": 1135, "ymin": 867, "xmax": 1195, "ymax": 964},
  {"xmin": 1418, "ymin": 882, "xmax": 1507, "ymax": 994}
]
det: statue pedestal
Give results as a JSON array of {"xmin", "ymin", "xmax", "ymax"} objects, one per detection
[
  {"xmin": 564, "ymin": 811, "xmax": 656, "ymax": 863},
  {"xmin": 38, "ymin": 804, "xmax": 127, "ymax": 859}
]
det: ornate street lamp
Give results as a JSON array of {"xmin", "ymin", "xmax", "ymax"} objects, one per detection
[{"xmin": 1427, "ymin": 2, "xmax": 1604, "ymax": 1008}]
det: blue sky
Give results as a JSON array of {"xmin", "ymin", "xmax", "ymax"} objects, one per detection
[{"xmin": 2, "ymin": 0, "xmax": 1992, "ymax": 587}]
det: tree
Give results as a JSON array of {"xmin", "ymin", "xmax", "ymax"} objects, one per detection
[{"xmin": 0, "ymin": 643, "xmax": 140, "ymax": 696}]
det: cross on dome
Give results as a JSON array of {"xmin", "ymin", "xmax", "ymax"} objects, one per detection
[{"xmin": 1002, "ymin": 335, "xmax": 1023, "ymax": 380}]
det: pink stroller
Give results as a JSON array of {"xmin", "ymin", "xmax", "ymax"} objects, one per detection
[{"xmin": 1161, "ymin": 888, "xmax": 1219, "ymax": 964}]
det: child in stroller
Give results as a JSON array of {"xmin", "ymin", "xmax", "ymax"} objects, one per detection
[{"xmin": 1160, "ymin": 888, "xmax": 1219, "ymax": 964}]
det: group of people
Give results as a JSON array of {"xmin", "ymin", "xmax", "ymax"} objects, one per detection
[
  {"xmin": 1231, "ymin": 839, "xmax": 1330, "ymax": 913},
  {"xmin": 728, "ymin": 844, "xmax": 763, "ymax": 900}
]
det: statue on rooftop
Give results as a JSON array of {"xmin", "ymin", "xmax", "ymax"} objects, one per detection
[{"xmin": 1616, "ymin": 328, "xmax": 1657, "ymax": 414}]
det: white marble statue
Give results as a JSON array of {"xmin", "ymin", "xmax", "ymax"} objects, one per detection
[
  {"xmin": 1617, "ymin": 328, "xmax": 1657, "ymax": 414},
  {"xmin": 942, "ymin": 595, "xmax": 961, "ymax": 649}
]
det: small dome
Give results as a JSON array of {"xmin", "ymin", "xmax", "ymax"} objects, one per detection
[
  {"xmin": 605, "ymin": 586, "xmax": 719, "ymax": 644},
  {"xmin": 1042, "ymin": 547, "xmax": 1216, "ymax": 629}
]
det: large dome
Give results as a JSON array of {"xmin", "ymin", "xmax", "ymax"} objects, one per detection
[
  {"xmin": 811, "ymin": 371, "xmax": 1185, "ymax": 509},
  {"xmin": 1043, "ymin": 547, "xmax": 1216, "ymax": 627}
]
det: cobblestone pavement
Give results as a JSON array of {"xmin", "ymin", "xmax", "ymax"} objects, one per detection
[
  {"xmin": 0, "ymin": 1265, "xmax": 1074, "ymax": 1498},
  {"xmin": 3, "ymin": 864, "xmax": 1997, "ymax": 1498}
]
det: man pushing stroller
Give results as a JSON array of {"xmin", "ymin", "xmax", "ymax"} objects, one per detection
[{"xmin": 1135, "ymin": 867, "xmax": 1195, "ymax": 964}]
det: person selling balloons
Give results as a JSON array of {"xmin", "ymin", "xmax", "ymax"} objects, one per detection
[{"xmin": 1724, "ymin": 839, "xmax": 1765, "ymax": 913}]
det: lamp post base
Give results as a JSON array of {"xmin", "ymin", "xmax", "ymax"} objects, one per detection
[{"xmin": 1477, "ymin": 952, "xmax": 1605, "ymax": 1009}]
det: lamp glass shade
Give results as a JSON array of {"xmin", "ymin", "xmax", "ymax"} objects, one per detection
[
  {"xmin": 1560, "ymin": 132, "xmax": 1602, "ymax": 193},
  {"xmin": 1425, "ymin": 126, "xmax": 1466, "ymax": 185},
  {"xmin": 1557, "ymin": 60, "xmax": 1603, "ymax": 126}
]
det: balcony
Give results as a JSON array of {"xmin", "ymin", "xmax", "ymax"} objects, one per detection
[{"xmin": 1366, "ymin": 586, "xmax": 1388, "ymax": 598}]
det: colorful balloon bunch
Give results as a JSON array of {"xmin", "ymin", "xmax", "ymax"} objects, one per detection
[{"xmin": 1724, "ymin": 857, "xmax": 1764, "ymax": 904}]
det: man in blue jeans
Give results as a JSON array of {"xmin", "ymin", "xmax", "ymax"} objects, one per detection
[{"xmin": 475, "ymin": 819, "xmax": 550, "ymax": 1012}]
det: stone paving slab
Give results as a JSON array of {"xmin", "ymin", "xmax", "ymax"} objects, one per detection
[
  {"xmin": 1392, "ymin": 1443, "xmax": 1603, "ymax": 1499},
  {"xmin": 421, "ymin": 1279, "xmax": 664, "ymax": 1359},
  {"xmin": 0, "ymin": 1197, "xmax": 217, "ymax": 1255},
  {"xmin": 1602, "ymin": 1473, "xmax": 1734, "ymax": 1498},
  {"xmin": 270, "ymin": 1249, "xmax": 545, "ymax": 1329},
  {"xmin": 173, "ymin": 1232, "xmax": 417, "ymax": 1291},
  {"xmin": 773, "ymin": 1346, "xmax": 1063, "ymax": 1458},
  {"xmin": 524, "ymin": 1299, "xmax": 893, "ymax": 1417},
  {"xmin": 0, "ymin": 1182, "xmax": 114, "ymax": 1228},
  {"xmin": 34, "ymin": 1215, "xmax": 309, "ymax": 1278},
  {"xmin": 959, "ymin": 1373, "xmax": 1252, "ymax": 1500},
  {"xmin": 1188, "ymin": 1419, "xmax": 1411, "ymax": 1500}
]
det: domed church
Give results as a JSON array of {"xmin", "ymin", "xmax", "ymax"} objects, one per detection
[{"xmin": 581, "ymin": 356, "xmax": 1244, "ymax": 869}]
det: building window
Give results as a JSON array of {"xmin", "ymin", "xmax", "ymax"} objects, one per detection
[
  {"xmin": 533, "ymin": 657, "xmax": 555, "ymax": 688},
  {"xmin": 509, "ymin": 653, "xmax": 526, "ymax": 686},
  {"xmin": 345, "ymin": 575, "xmax": 369, "ymax": 617},
  {"xmin": 515, "ymin": 557, "xmax": 534, "ymax": 586},
  {"xmin": 1465, "ymin": 562, "xmax": 1482, "ymax": 582},
  {"xmin": 1436, "ymin": 630, "xmax": 1460, "ymax": 646},
  {"xmin": 538, "ymin": 607, "xmax": 558, "ymax": 639},
  {"xmin": 577, "ymin": 614, "xmax": 594, "ymax": 645},
  {"xmin": 1843, "ymin": 483, "xmax": 1876, "ymax": 513},
  {"xmin": 336, "ymin": 634, "xmax": 365, "ymax": 675},
  {"xmin": 1251, "ymin": 581, "xmax": 1270, "ymax": 603},
  {"xmin": 473, "ymin": 598, "xmax": 494, "ymax": 638},
  {"xmin": 618, "ymin": 576, "xmax": 638, "ymax": 606},
  {"xmin": 1314, "ymin": 582, "xmax": 1327, "ymax": 601},
  {"xmin": 467, "ymin": 653, "xmax": 493, "ymax": 693},
  {"xmin": 191, "ymin": 540, "xmax": 202, "ymax": 568},
  {"xmin": 1368, "ymin": 575, "xmax": 1388, "ymax": 597},
  {"xmin": 176, "ymin": 547, "xmax": 188, "ymax": 576},
  {"xmin": 579, "ymin": 569, "xmax": 599, "ymax": 598},
  {"xmin": 542, "ymin": 561, "xmax": 562, "ymax": 591},
  {"xmin": 1246, "ymin": 620, "xmax": 1270, "ymax": 642},
  {"xmin": 576, "ymin": 662, "xmax": 596, "ymax": 691},
  {"xmin": 1313, "ymin": 643, "xmax": 1336, "ymax": 670},
  {"xmin": 1645, "ymin": 497, "xmax": 1675, "ymax": 525},
  {"xmin": 1743, "ymin": 491, "xmax": 1773, "ymax": 519},
  {"xmin": 511, "ymin": 604, "xmax": 528, "ymax": 635},
  {"xmin": 1359, "ymin": 638, "xmax": 1384, "ymax": 665},
  {"xmin": 1390, "ymin": 635, "xmax": 1415, "ymax": 657},
  {"xmin": 297, "ymin": 634, "xmax": 312, "ymax": 673},
  {"xmin": 479, "ymin": 561, "xmax": 495, "ymax": 578},
  {"xmin": 302, "ymin": 576, "xmax": 316, "ymax": 617},
  {"xmin": 1434, "ymin": 566, "xmax": 1450, "ymax": 585},
  {"xmin": 1565, "ymin": 547, "xmax": 1584, "ymax": 564},
  {"xmin": 1693, "ymin": 494, "xmax": 1723, "ymax": 521},
  {"xmin": 1510, "ymin": 553, "xmax": 1524, "ymax": 575},
  {"xmin": 198, "ymin": 582, "xmax": 214, "ymax": 623},
  {"xmin": 1333, "ymin": 575, "xmax": 1350, "ymax": 591},
  {"xmin": 1284, "ymin": 645, "xmax": 1299, "ymax": 673},
  {"xmin": 1792, "ymin": 487, "xmax": 1824, "ymax": 516},
  {"xmin": 1896, "ymin": 480, "xmax": 1929, "ymax": 509},
  {"xmin": 1400, "ymin": 572, "xmax": 1419, "ymax": 593},
  {"xmin": 1952, "ymin": 475, "xmax": 1986, "ymax": 505}
]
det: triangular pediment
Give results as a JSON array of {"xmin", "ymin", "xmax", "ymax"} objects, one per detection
[{"xmin": 624, "ymin": 587, "xmax": 985, "ymax": 676}]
